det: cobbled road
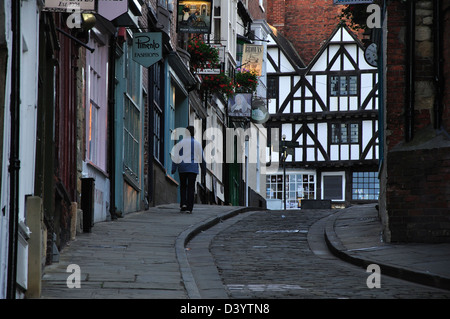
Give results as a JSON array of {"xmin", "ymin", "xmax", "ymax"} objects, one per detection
[{"xmin": 196, "ymin": 209, "xmax": 450, "ymax": 299}]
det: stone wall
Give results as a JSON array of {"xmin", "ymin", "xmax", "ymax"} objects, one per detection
[{"xmin": 381, "ymin": 0, "xmax": 450, "ymax": 243}]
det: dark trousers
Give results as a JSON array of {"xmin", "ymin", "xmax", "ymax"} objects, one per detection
[{"xmin": 179, "ymin": 172, "xmax": 197, "ymax": 212}]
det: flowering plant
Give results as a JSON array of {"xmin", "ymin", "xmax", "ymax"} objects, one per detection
[
  {"xmin": 201, "ymin": 73, "xmax": 235, "ymax": 99},
  {"xmin": 235, "ymin": 67, "xmax": 258, "ymax": 93},
  {"xmin": 187, "ymin": 39, "xmax": 220, "ymax": 70},
  {"xmin": 338, "ymin": 5, "xmax": 369, "ymax": 31}
]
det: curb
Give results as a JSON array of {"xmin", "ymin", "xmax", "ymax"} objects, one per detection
[
  {"xmin": 175, "ymin": 206, "xmax": 266, "ymax": 299},
  {"xmin": 324, "ymin": 209, "xmax": 450, "ymax": 291}
]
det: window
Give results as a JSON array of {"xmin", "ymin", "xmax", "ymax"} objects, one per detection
[
  {"xmin": 266, "ymin": 173, "xmax": 315, "ymax": 209},
  {"xmin": 124, "ymin": 97, "xmax": 140, "ymax": 182},
  {"xmin": 87, "ymin": 101, "xmax": 99, "ymax": 162},
  {"xmin": 322, "ymin": 172, "xmax": 345, "ymax": 201},
  {"xmin": 331, "ymin": 123, "xmax": 359, "ymax": 144},
  {"xmin": 213, "ymin": 5, "xmax": 221, "ymax": 43},
  {"xmin": 352, "ymin": 172, "xmax": 379, "ymax": 200},
  {"xmin": 126, "ymin": 42, "xmax": 141, "ymax": 105},
  {"xmin": 123, "ymin": 42, "xmax": 142, "ymax": 184},
  {"xmin": 150, "ymin": 61, "xmax": 164, "ymax": 163},
  {"xmin": 86, "ymin": 35, "xmax": 108, "ymax": 169},
  {"xmin": 267, "ymin": 76, "xmax": 278, "ymax": 99},
  {"xmin": 330, "ymin": 75, "xmax": 357, "ymax": 96}
]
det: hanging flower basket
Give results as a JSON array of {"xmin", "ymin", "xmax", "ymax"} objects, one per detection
[
  {"xmin": 338, "ymin": 5, "xmax": 370, "ymax": 31},
  {"xmin": 235, "ymin": 67, "xmax": 258, "ymax": 93},
  {"xmin": 187, "ymin": 39, "xmax": 220, "ymax": 70},
  {"xmin": 201, "ymin": 73, "xmax": 235, "ymax": 99}
]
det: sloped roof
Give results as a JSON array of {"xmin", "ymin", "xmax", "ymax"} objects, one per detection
[{"xmin": 268, "ymin": 24, "xmax": 306, "ymax": 70}]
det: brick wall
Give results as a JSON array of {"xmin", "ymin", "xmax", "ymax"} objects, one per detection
[
  {"xmin": 385, "ymin": 0, "xmax": 407, "ymax": 149},
  {"xmin": 267, "ymin": 0, "xmax": 286, "ymax": 32},
  {"xmin": 248, "ymin": 0, "xmax": 267, "ymax": 21},
  {"xmin": 268, "ymin": 0, "xmax": 342, "ymax": 65},
  {"xmin": 386, "ymin": 147, "xmax": 450, "ymax": 242},
  {"xmin": 382, "ymin": 0, "xmax": 450, "ymax": 243}
]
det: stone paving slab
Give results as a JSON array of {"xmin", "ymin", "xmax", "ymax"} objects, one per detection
[{"xmin": 40, "ymin": 204, "xmax": 254, "ymax": 299}]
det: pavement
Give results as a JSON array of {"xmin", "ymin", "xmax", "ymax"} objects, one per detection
[
  {"xmin": 40, "ymin": 204, "xmax": 259, "ymax": 299},
  {"xmin": 325, "ymin": 203, "xmax": 450, "ymax": 291},
  {"xmin": 39, "ymin": 202, "xmax": 450, "ymax": 299}
]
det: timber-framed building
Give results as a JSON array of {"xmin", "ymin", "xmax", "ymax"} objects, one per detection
[{"xmin": 265, "ymin": 24, "xmax": 379, "ymax": 209}]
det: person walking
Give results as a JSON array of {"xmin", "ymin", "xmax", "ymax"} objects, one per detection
[{"xmin": 171, "ymin": 126, "xmax": 206, "ymax": 214}]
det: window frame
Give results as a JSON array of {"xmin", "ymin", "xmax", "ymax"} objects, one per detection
[
  {"xmin": 266, "ymin": 172, "xmax": 316, "ymax": 209},
  {"xmin": 321, "ymin": 171, "xmax": 345, "ymax": 201},
  {"xmin": 329, "ymin": 75, "xmax": 358, "ymax": 97},
  {"xmin": 267, "ymin": 76, "xmax": 278, "ymax": 99},
  {"xmin": 149, "ymin": 60, "xmax": 165, "ymax": 164},
  {"xmin": 352, "ymin": 171, "xmax": 380, "ymax": 201},
  {"xmin": 330, "ymin": 122, "xmax": 360, "ymax": 144}
]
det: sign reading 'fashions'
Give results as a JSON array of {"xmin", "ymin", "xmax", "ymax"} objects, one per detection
[{"xmin": 132, "ymin": 33, "xmax": 163, "ymax": 68}]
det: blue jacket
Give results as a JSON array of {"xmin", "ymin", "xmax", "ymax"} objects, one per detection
[{"xmin": 171, "ymin": 137, "xmax": 206, "ymax": 174}]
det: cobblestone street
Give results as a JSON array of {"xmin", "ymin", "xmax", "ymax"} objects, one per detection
[{"xmin": 203, "ymin": 210, "xmax": 450, "ymax": 299}]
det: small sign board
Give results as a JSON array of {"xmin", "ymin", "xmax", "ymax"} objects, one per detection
[
  {"xmin": 333, "ymin": 0, "xmax": 374, "ymax": 4},
  {"xmin": 196, "ymin": 68, "xmax": 221, "ymax": 75},
  {"xmin": 44, "ymin": 0, "xmax": 96, "ymax": 12},
  {"xmin": 132, "ymin": 33, "xmax": 163, "ymax": 68}
]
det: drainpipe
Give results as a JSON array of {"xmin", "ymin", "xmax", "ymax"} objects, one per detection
[
  {"xmin": 405, "ymin": 0, "xmax": 415, "ymax": 142},
  {"xmin": 6, "ymin": 0, "xmax": 21, "ymax": 299},
  {"xmin": 109, "ymin": 34, "xmax": 116, "ymax": 218},
  {"xmin": 433, "ymin": 0, "xmax": 442, "ymax": 129}
]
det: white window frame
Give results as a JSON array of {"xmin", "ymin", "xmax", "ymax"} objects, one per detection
[{"xmin": 321, "ymin": 171, "xmax": 345, "ymax": 201}]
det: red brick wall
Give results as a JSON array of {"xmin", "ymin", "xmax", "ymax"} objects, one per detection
[
  {"xmin": 385, "ymin": 0, "xmax": 407, "ymax": 150},
  {"xmin": 267, "ymin": 0, "xmax": 286, "ymax": 32},
  {"xmin": 268, "ymin": 0, "xmax": 342, "ymax": 65}
]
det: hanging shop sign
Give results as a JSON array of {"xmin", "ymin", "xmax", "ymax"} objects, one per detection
[
  {"xmin": 228, "ymin": 93, "xmax": 252, "ymax": 118},
  {"xmin": 251, "ymin": 98, "xmax": 269, "ymax": 124},
  {"xmin": 43, "ymin": 0, "xmax": 96, "ymax": 12},
  {"xmin": 98, "ymin": 0, "xmax": 128, "ymax": 21},
  {"xmin": 242, "ymin": 44, "xmax": 263, "ymax": 76},
  {"xmin": 132, "ymin": 33, "xmax": 163, "ymax": 68},
  {"xmin": 177, "ymin": 0, "xmax": 212, "ymax": 34}
]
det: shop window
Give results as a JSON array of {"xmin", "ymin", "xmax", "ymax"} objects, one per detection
[
  {"xmin": 352, "ymin": 172, "xmax": 379, "ymax": 200},
  {"xmin": 266, "ymin": 173, "xmax": 315, "ymax": 209}
]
